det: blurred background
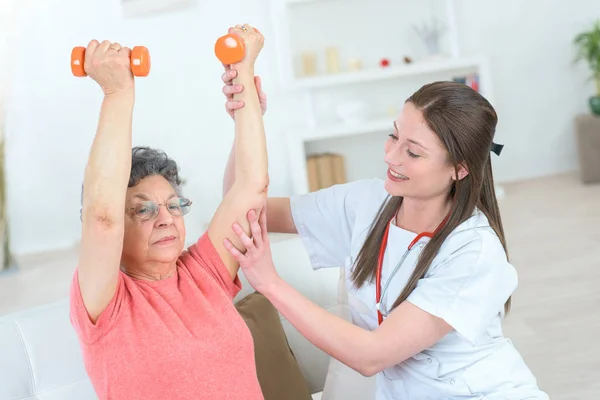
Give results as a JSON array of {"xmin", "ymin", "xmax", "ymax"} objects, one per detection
[{"xmin": 1, "ymin": 0, "xmax": 599, "ymax": 398}]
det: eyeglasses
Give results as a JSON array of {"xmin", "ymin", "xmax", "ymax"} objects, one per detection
[{"xmin": 127, "ymin": 197, "xmax": 193, "ymax": 221}]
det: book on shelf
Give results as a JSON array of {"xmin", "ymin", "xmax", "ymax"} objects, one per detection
[{"xmin": 306, "ymin": 153, "xmax": 346, "ymax": 192}]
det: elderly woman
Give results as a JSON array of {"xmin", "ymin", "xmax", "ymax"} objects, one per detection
[{"xmin": 69, "ymin": 25, "xmax": 267, "ymax": 400}]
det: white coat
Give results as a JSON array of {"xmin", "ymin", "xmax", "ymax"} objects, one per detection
[{"xmin": 290, "ymin": 178, "xmax": 548, "ymax": 400}]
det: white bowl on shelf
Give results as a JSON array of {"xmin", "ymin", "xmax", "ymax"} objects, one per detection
[{"xmin": 336, "ymin": 101, "xmax": 370, "ymax": 125}]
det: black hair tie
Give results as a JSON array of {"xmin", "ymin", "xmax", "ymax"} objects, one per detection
[{"xmin": 490, "ymin": 142, "xmax": 504, "ymax": 156}]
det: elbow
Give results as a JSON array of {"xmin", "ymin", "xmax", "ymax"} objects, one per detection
[
  {"xmin": 356, "ymin": 354, "xmax": 409, "ymax": 377},
  {"xmin": 357, "ymin": 362, "xmax": 382, "ymax": 378},
  {"xmin": 355, "ymin": 349, "xmax": 390, "ymax": 377},
  {"xmin": 353, "ymin": 334, "xmax": 386, "ymax": 377},
  {"xmin": 83, "ymin": 214, "xmax": 120, "ymax": 231},
  {"xmin": 81, "ymin": 204, "xmax": 122, "ymax": 230},
  {"xmin": 240, "ymin": 174, "xmax": 270, "ymax": 197},
  {"xmin": 250, "ymin": 174, "xmax": 270, "ymax": 194},
  {"xmin": 228, "ymin": 175, "xmax": 269, "ymax": 216}
]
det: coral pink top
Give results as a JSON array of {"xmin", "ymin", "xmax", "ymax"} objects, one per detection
[{"xmin": 69, "ymin": 233, "xmax": 264, "ymax": 400}]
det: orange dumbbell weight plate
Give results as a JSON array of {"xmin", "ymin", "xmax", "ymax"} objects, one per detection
[
  {"xmin": 214, "ymin": 26, "xmax": 261, "ymax": 65},
  {"xmin": 71, "ymin": 46, "xmax": 87, "ymax": 77},
  {"xmin": 70, "ymin": 45, "xmax": 151, "ymax": 77},
  {"xmin": 215, "ymin": 34, "xmax": 245, "ymax": 65},
  {"xmin": 131, "ymin": 46, "xmax": 151, "ymax": 77}
]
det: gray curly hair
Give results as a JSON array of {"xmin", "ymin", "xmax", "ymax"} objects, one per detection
[
  {"xmin": 128, "ymin": 146, "xmax": 182, "ymax": 193},
  {"xmin": 80, "ymin": 146, "xmax": 183, "ymax": 215}
]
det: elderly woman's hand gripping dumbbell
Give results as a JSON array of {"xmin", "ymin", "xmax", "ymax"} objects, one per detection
[{"xmin": 216, "ymin": 25, "xmax": 268, "ymax": 119}]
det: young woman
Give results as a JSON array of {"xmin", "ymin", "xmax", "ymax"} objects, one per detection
[
  {"xmin": 69, "ymin": 25, "xmax": 267, "ymax": 400},
  {"xmin": 220, "ymin": 76, "xmax": 549, "ymax": 399}
]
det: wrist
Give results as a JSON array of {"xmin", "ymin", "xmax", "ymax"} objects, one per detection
[
  {"xmin": 103, "ymin": 86, "xmax": 135, "ymax": 99},
  {"xmin": 103, "ymin": 87, "xmax": 135, "ymax": 105},
  {"xmin": 232, "ymin": 64, "xmax": 255, "ymax": 80},
  {"xmin": 260, "ymin": 275, "xmax": 285, "ymax": 299}
]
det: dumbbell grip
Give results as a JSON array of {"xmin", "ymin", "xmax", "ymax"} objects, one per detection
[{"xmin": 70, "ymin": 46, "xmax": 151, "ymax": 77}]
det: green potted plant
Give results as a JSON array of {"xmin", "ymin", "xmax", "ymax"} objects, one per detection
[{"xmin": 574, "ymin": 19, "xmax": 600, "ymax": 116}]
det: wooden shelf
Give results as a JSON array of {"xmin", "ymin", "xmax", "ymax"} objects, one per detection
[{"xmin": 286, "ymin": 56, "xmax": 484, "ymax": 90}]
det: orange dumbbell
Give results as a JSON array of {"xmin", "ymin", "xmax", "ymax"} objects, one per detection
[
  {"xmin": 70, "ymin": 46, "xmax": 151, "ymax": 77},
  {"xmin": 214, "ymin": 27, "xmax": 260, "ymax": 65}
]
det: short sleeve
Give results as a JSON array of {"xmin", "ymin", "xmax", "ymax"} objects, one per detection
[
  {"xmin": 290, "ymin": 179, "xmax": 383, "ymax": 269},
  {"xmin": 69, "ymin": 269, "xmax": 128, "ymax": 344},
  {"xmin": 406, "ymin": 233, "xmax": 518, "ymax": 345},
  {"xmin": 184, "ymin": 233, "xmax": 242, "ymax": 299}
]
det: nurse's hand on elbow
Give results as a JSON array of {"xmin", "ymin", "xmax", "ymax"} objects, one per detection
[
  {"xmin": 221, "ymin": 70, "xmax": 267, "ymax": 120},
  {"xmin": 223, "ymin": 206, "xmax": 279, "ymax": 294}
]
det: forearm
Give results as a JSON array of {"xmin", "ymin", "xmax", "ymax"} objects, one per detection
[
  {"xmin": 262, "ymin": 278, "xmax": 378, "ymax": 376},
  {"xmin": 232, "ymin": 66, "xmax": 268, "ymax": 192},
  {"xmin": 82, "ymin": 89, "xmax": 134, "ymax": 225},
  {"xmin": 222, "ymin": 142, "xmax": 235, "ymax": 197}
]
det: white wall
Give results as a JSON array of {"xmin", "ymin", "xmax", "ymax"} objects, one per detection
[
  {"xmin": 455, "ymin": 0, "xmax": 600, "ymax": 182},
  {"xmin": 5, "ymin": 0, "xmax": 600, "ymax": 255},
  {"xmin": 5, "ymin": 0, "xmax": 291, "ymax": 255}
]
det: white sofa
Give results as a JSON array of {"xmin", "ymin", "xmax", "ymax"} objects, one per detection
[{"xmin": 0, "ymin": 234, "xmax": 343, "ymax": 400}]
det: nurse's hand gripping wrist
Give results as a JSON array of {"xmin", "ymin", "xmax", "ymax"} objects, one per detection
[
  {"xmin": 217, "ymin": 24, "xmax": 266, "ymax": 119},
  {"xmin": 221, "ymin": 71, "xmax": 267, "ymax": 120},
  {"xmin": 223, "ymin": 207, "xmax": 280, "ymax": 294}
]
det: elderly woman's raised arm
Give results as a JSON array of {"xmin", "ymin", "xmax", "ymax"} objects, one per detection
[
  {"xmin": 77, "ymin": 40, "xmax": 135, "ymax": 323},
  {"xmin": 208, "ymin": 25, "xmax": 268, "ymax": 280}
]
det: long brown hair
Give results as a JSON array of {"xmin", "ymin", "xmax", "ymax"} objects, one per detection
[{"xmin": 350, "ymin": 81, "xmax": 511, "ymax": 314}]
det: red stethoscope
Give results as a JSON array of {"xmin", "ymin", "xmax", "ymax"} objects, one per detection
[{"xmin": 375, "ymin": 213, "xmax": 448, "ymax": 325}]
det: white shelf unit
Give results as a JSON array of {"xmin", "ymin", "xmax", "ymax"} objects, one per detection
[
  {"xmin": 286, "ymin": 55, "xmax": 485, "ymax": 91},
  {"xmin": 269, "ymin": 0, "xmax": 496, "ymax": 196}
]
